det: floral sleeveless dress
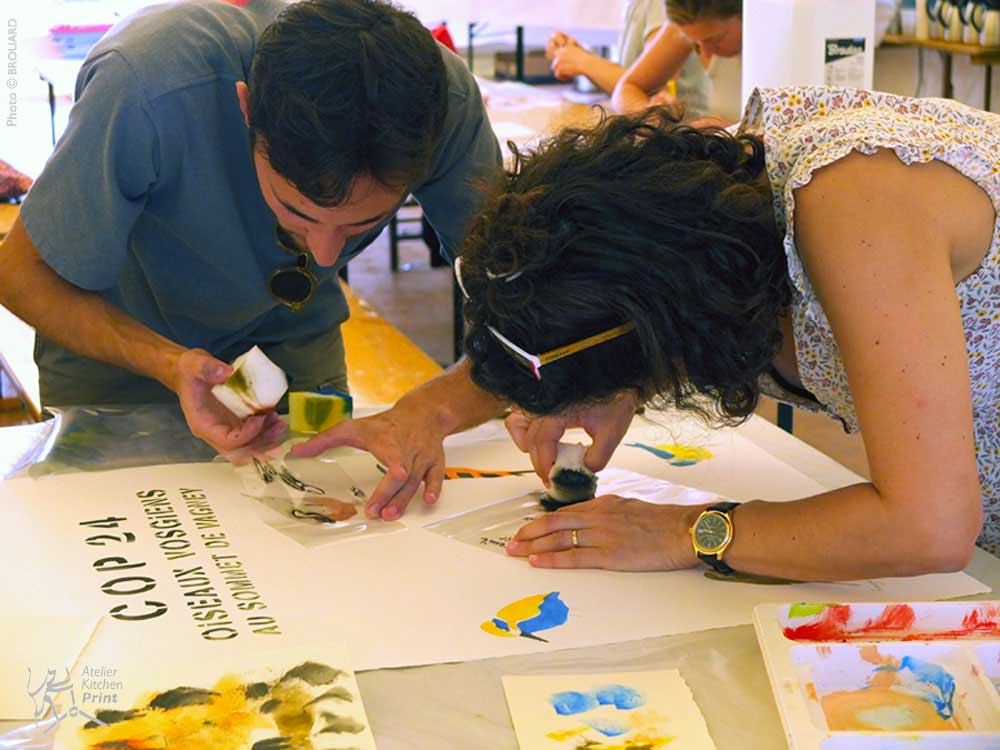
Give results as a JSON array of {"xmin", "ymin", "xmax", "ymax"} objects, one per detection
[{"xmin": 740, "ymin": 86, "xmax": 1000, "ymax": 554}]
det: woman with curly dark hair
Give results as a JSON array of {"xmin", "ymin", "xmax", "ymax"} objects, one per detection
[{"xmin": 458, "ymin": 86, "xmax": 1000, "ymax": 580}]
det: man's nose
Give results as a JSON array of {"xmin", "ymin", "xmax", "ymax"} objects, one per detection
[{"xmin": 307, "ymin": 230, "xmax": 346, "ymax": 267}]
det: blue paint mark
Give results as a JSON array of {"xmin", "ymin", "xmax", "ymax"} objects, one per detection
[
  {"xmin": 518, "ymin": 592, "xmax": 569, "ymax": 637},
  {"xmin": 899, "ymin": 656, "xmax": 956, "ymax": 719},
  {"xmin": 550, "ymin": 691, "xmax": 598, "ymax": 716},
  {"xmin": 491, "ymin": 618, "xmax": 510, "ymax": 632},
  {"xmin": 594, "ymin": 685, "xmax": 645, "ymax": 710},
  {"xmin": 586, "ymin": 718, "xmax": 630, "ymax": 737},
  {"xmin": 626, "ymin": 443, "xmax": 675, "ymax": 461},
  {"xmin": 671, "ymin": 460, "xmax": 697, "ymax": 467}
]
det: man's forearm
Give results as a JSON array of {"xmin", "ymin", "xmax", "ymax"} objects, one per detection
[
  {"xmin": 0, "ymin": 217, "xmax": 185, "ymax": 391},
  {"xmin": 394, "ymin": 357, "xmax": 507, "ymax": 438}
]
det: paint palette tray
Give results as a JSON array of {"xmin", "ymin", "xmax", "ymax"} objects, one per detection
[{"xmin": 753, "ymin": 601, "xmax": 1000, "ymax": 749}]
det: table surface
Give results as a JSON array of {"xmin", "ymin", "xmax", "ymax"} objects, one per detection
[{"xmin": 355, "ymin": 415, "xmax": 1000, "ymax": 749}]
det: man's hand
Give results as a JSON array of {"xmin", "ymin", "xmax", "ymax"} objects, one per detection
[
  {"xmin": 290, "ymin": 403, "xmax": 447, "ymax": 521},
  {"xmin": 504, "ymin": 391, "xmax": 639, "ymax": 482},
  {"xmin": 172, "ymin": 348, "xmax": 285, "ymax": 453}
]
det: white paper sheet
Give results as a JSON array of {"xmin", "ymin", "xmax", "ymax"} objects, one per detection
[
  {"xmin": 0, "ymin": 416, "xmax": 988, "ymax": 677},
  {"xmin": 503, "ymin": 669, "xmax": 717, "ymax": 750}
]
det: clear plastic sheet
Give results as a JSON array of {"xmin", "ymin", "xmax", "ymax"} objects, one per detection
[
  {"xmin": 234, "ymin": 449, "xmax": 403, "ymax": 548},
  {"xmin": 424, "ymin": 467, "xmax": 721, "ymax": 557},
  {"xmin": 3, "ymin": 405, "xmax": 215, "ymax": 480}
]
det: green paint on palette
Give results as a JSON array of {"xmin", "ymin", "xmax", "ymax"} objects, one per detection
[{"xmin": 788, "ymin": 602, "xmax": 840, "ymax": 618}]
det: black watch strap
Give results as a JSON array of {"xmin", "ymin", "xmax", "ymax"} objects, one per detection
[{"xmin": 697, "ymin": 501, "xmax": 739, "ymax": 575}]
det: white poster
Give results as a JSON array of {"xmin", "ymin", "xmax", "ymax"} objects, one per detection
[{"xmin": 0, "ymin": 417, "xmax": 987, "ymax": 684}]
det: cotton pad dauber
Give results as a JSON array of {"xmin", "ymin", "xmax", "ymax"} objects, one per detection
[
  {"xmin": 211, "ymin": 345, "xmax": 288, "ymax": 418},
  {"xmin": 539, "ymin": 442, "xmax": 598, "ymax": 511}
]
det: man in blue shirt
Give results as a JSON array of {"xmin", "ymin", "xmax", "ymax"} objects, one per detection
[{"xmin": 0, "ymin": 0, "xmax": 508, "ymax": 518}]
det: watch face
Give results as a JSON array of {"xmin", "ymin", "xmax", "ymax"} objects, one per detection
[{"xmin": 694, "ymin": 512, "xmax": 731, "ymax": 552}]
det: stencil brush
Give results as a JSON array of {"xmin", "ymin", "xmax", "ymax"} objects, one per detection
[{"xmin": 539, "ymin": 442, "xmax": 598, "ymax": 512}]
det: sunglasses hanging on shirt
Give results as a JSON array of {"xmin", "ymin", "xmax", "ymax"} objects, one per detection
[{"xmin": 268, "ymin": 225, "xmax": 318, "ymax": 312}]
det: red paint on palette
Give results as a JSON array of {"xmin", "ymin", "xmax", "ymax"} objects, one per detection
[
  {"xmin": 961, "ymin": 604, "xmax": 1000, "ymax": 635},
  {"xmin": 783, "ymin": 604, "xmax": 916, "ymax": 641}
]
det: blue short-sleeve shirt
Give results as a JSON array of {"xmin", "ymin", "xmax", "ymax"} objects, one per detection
[{"xmin": 21, "ymin": 0, "xmax": 500, "ymax": 369}]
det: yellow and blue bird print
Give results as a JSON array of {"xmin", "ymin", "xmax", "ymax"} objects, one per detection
[
  {"xmin": 626, "ymin": 442, "xmax": 713, "ymax": 467},
  {"xmin": 481, "ymin": 592, "xmax": 569, "ymax": 642}
]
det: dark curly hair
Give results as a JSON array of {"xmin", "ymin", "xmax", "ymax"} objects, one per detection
[
  {"xmin": 460, "ymin": 108, "xmax": 791, "ymax": 424},
  {"xmin": 247, "ymin": 0, "xmax": 447, "ymax": 206}
]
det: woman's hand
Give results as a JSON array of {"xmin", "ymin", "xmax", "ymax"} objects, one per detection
[
  {"xmin": 549, "ymin": 45, "xmax": 590, "ymax": 80},
  {"xmin": 546, "ymin": 30, "xmax": 579, "ymax": 61},
  {"xmin": 505, "ymin": 495, "xmax": 703, "ymax": 571},
  {"xmin": 504, "ymin": 391, "xmax": 639, "ymax": 482}
]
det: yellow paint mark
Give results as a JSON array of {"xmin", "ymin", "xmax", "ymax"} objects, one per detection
[
  {"xmin": 657, "ymin": 444, "xmax": 713, "ymax": 462},
  {"xmin": 480, "ymin": 593, "xmax": 551, "ymax": 638},
  {"xmin": 545, "ymin": 726, "xmax": 588, "ymax": 741},
  {"xmin": 480, "ymin": 620, "xmax": 515, "ymax": 638},
  {"xmin": 806, "ymin": 682, "xmax": 819, "ymax": 702},
  {"xmin": 587, "ymin": 733, "xmax": 675, "ymax": 749},
  {"xmin": 77, "ymin": 670, "xmax": 338, "ymax": 750}
]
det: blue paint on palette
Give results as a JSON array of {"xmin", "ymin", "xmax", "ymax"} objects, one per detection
[
  {"xmin": 594, "ymin": 684, "xmax": 644, "ymax": 710},
  {"xmin": 550, "ymin": 691, "xmax": 599, "ymax": 716},
  {"xmin": 587, "ymin": 718, "xmax": 631, "ymax": 737},
  {"xmin": 896, "ymin": 656, "xmax": 957, "ymax": 719},
  {"xmin": 491, "ymin": 618, "xmax": 510, "ymax": 632}
]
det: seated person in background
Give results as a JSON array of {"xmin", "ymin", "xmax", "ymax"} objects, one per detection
[
  {"xmin": 0, "ymin": 0, "xmax": 505, "ymax": 520},
  {"xmin": 456, "ymin": 87, "xmax": 1000, "ymax": 580},
  {"xmin": 613, "ymin": 0, "xmax": 741, "ymax": 122},
  {"xmin": 545, "ymin": 0, "xmax": 709, "ymax": 119}
]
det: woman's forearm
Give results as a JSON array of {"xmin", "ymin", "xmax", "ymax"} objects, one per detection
[
  {"xmin": 612, "ymin": 81, "xmax": 654, "ymax": 114},
  {"xmin": 684, "ymin": 482, "xmax": 981, "ymax": 581}
]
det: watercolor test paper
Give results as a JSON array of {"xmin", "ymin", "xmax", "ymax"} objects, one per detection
[
  {"xmin": 502, "ymin": 669, "xmax": 717, "ymax": 750},
  {"xmin": 51, "ymin": 626, "xmax": 376, "ymax": 750},
  {"xmin": 0, "ymin": 415, "xmax": 989, "ymax": 676}
]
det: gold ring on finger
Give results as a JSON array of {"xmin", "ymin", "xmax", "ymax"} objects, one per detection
[{"xmin": 571, "ymin": 529, "xmax": 580, "ymax": 548}]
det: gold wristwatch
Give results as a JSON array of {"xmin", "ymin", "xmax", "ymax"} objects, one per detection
[{"xmin": 690, "ymin": 501, "xmax": 739, "ymax": 575}]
